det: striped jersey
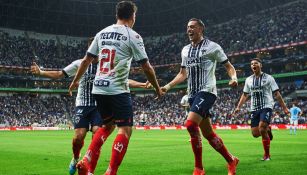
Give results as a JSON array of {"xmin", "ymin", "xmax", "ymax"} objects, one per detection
[
  {"xmin": 87, "ymin": 24, "xmax": 148, "ymax": 95},
  {"xmin": 181, "ymin": 39, "xmax": 228, "ymax": 97},
  {"xmin": 290, "ymin": 106, "xmax": 301, "ymax": 120},
  {"xmin": 243, "ymin": 73, "xmax": 279, "ymax": 111},
  {"xmin": 63, "ymin": 59, "xmax": 97, "ymax": 106}
]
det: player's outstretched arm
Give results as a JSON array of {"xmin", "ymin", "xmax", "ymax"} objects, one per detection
[
  {"xmin": 163, "ymin": 67, "xmax": 187, "ymax": 93},
  {"xmin": 69, "ymin": 56, "xmax": 93, "ymax": 96},
  {"xmin": 223, "ymin": 61, "xmax": 238, "ymax": 87},
  {"xmin": 234, "ymin": 93, "xmax": 249, "ymax": 114},
  {"xmin": 140, "ymin": 60, "xmax": 162, "ymax": 98},
  {"xmin": 273, "ymin": 91, "xmax": 289, "ymax": 114},
  {"xmin": 128, "ymin": 79, "xmax": 150, "ymax": 89},
  {"xmin": 31, "ymin": 62, "xmax": 64, "ymax": 79}
]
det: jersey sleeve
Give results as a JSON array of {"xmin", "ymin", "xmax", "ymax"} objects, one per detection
[
  {"xmin": 213, "ymin": 44, "xmax": 228, "ymax": 64},
  {"xmin": 181, "ymin": 48, "xmax": 187, "ymax": 67},
  {"xmin": 129, "ymin": 32, "xmax": 148, "ymax": 63},
  {"xmin": 243, "ymin": 78, "xmax": 250, "ymax": 94},
  {"xmin": 62, "ymin": 60, "xmax": 81, "ymax": 77},
  {"xmin": 86, "ymin": 35, "xmax": 99, "ymax": 58},
  {"xmin": 269, "ymin": 76, "xmax": 279, "ymax": 92}
]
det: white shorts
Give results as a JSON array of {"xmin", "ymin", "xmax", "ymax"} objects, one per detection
[{"xmin": 290, "ymin": 119, "xmax": 298, "ymax": 125}]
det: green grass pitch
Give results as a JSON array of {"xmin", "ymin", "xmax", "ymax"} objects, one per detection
[{"xmin": 0, "ymin": 129, "xmax": 307, "ymax": 175}]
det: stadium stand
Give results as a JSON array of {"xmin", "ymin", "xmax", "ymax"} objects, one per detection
[{"xmin": 0, "ymin": 0, "xmax": 306, "ymax": 127}]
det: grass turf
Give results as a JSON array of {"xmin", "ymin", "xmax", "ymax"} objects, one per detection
[{"xmin": 0, "ymin": 129, "xmax": 307, "ymax": 175}]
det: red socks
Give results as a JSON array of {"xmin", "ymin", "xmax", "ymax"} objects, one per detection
[
  {"xmin": 84, "ymin": 127, "xmax": 111, "ymax": 173},
  {"xmin": 262, "ymin": 139, "xmax": 270, "ymax": 157},
  {"xmin": 186, "ymin": 120, "xmax": 203, "ymax": 169},
  {"xmin": 72, "ymin": 139, "xmax": 84, "ymax": 160},
  {"xmin": 106, "ymin": 134, "xmax": 129, "ymax": 175},
  {"xmin": 205, "ymin": 132, "xmax": 234, "ymax": 163}
]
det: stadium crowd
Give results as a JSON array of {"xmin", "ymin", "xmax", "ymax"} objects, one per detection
[
  {"xmin": 0, "ymin": 1, "xmax": 306, "ymax": 127},
  {"xmin": 0, "ymin": 1, "xmax": 306, "ymax": 68},
  {"xmin": 1, "ymin": 82, "xmax": 306, "ymax": 127}
]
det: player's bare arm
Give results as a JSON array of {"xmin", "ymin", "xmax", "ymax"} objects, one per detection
[
  {"xmin": 273, "ymin": 90, "xmax": 289, "ymax": 114},
  {"xmin": 223, "ymin": 61, "xmax": 238, "ymax": 87},
  {"xmin": 140, "ymin": 60, "xmax": 162, "ymax": 98},
  {"xmin": 163, "ymin": 67, "xmax": 187, "ymax": 93},
  {"xmin": 234, "ymin": 93, "xmax": 249, "ymax": 114},
  {"xmin": 69, "ymin": 56, "xmax": 93, "ymax": 96},
  {"xmin": 128, "ymin": 79, "xmax": 149, "ymax": 89},
  {"xmin": 31, "ymin": 62, "xmax": 65, "ymax": 79}
]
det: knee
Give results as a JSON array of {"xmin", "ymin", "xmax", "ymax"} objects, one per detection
[
  {"xmin": 259, "ymin": 127, "xmax": 267, "ymax": 135},
  {"xmin": 73, "ymin": 135, "xmax": 84, "ymax": 144},
  {"xmin": 185, "ymin": 120, "xmax": 199, "ymax": 134}
]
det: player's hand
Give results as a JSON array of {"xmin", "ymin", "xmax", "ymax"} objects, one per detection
[
  {"xmin": 232, "ymin": 107, "xmax": 240, "ymax": 115},
  {"xmin": 145, "ymin": 81, "xmax": 152, "ymax": 89},
  {"xmin": 68, "ymin": 81, "xmax": 79, "ymax": 96},
  {"xmin": 161, "ymin": 84, "xmax": 171, "ymax": 93},
  {"xmin": 229, "ymin": 79, "xmax": 238, "ymax": 87},
  {"xmin": 155, "ymin": 87, "xmax": 164, "ymax": 99},
  {"xmin": 284, "ymin": 108, "xmax": 290, "ymax": 116},
  {"xmin": 31, "ymin": 62, "xmax": 41, "ymax": 75}
]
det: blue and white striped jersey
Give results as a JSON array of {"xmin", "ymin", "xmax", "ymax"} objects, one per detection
[
  {"xmin": 181, "ymin": 39, "xmax": 228, "ymax": 97},
  {"xmin": 243, "ymin": 73, "xmax": 279, "ymax": 111},
  {"xmin": 63, "ymin": 59, "xmax": 97, "ymax": 107}
]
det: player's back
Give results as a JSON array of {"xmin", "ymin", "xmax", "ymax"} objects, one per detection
[{"xmin": 90, "ymin": 24, "xmax": 147, "ymax": 95}]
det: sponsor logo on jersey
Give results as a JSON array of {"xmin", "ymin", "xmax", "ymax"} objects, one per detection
[{"xmin": 99, "ymin": 32, "xmax": 125, "ymax": 41}]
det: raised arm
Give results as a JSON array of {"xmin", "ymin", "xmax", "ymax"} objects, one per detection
[{"xmin": 31, "ymin": 62, "xmax": 65, "ymax": 79}]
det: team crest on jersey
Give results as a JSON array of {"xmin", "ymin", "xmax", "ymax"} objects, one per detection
[{"xmin": 135, "ymin": 35, "xmax": 140, "ymax": 39}]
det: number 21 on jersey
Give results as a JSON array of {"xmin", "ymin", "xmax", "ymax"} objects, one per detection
[{"xmin": 99, "ymin": 48, "xmax": 116, "ymax": 74}]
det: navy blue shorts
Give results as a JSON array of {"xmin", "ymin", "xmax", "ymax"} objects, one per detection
[
  {"xmin": 251, "ymin": 108, "xmax": 273, "ymax": 127},
  {"xmin": 188, "ymin": 91, "xmax": 217, "ymax": 118},
  {"xmin": 94, "ymin": 93, "xmax": 133, "ymax": 127},
  {"xmin": 74, "ymin": 106, "xmax": 102, "ymax": 130}
]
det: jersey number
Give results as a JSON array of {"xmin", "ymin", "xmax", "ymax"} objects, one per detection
[{"xmin": 100, "ymin": 49, "xmax": 116, "ymax": 74}]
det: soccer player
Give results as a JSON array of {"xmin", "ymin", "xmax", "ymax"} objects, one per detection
[
  {"xmin": 234, "ymin": 58, "xmax": 289, "ymax": 161},
  {"xmin": 31, "ymin": 38, "xmax": 102, "ymax": 175},
  {"xmin": 68, "ymin": 1, "xmax": 162, "ymax": 175},
  {"xmin": 162, "ymin": 18, "xmax": 239, "ymax": 175},
  {"xmin": 289, "ymin": 103, "xmax": 302, "ymax": 135},
  {"xmin": 30, "ymin": 39, "xmax": 149, "ymax": 175}
]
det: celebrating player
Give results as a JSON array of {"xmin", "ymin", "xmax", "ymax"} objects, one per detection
[
  {"xmin": 30, "ymin": 38, "xmax": 150, "ymax": 175},
  {"xmin": 162, "ymin": 18, "xmax": 239, "ymax": 175},
  {"xmin": 68, "ymin": 1, "xmax": 162, "ymax": 175},
  {"xmin": 289, "ymin": 103, "xmax": 302, "ymax": 135},
  {"xmin": 234, "ymin": 58, "xmax": 289, "ymax": 161}
]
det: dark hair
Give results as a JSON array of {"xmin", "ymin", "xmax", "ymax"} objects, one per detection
[
  {"xmin": 251, "ymin": 58, "xmax": 262, "ymax": 64},
  {"xmin": 116, "ymin": 1, "xmax": 137, "ymax": 20},
  {"xmin": 188, "ymin": 18, "xmax": 205, "ymax": 29},
  {"xmin": 88, "ymin": 37, "xmax": 94, "ymax": 47}
]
